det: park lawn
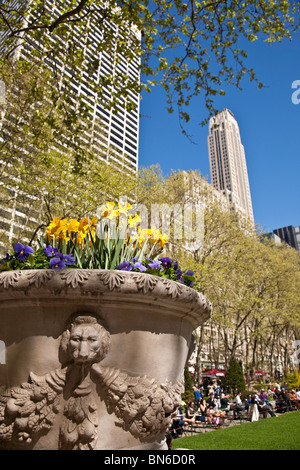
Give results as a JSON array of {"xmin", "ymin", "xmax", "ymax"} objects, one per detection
[{"xmin": 171, "ymin": 411, "xmax": 300, "ymax": 450}]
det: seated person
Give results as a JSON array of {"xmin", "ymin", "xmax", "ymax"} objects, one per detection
[
  {"xmin": 276, "ymin": 393, "xmax": 287, "ymax": 413},
  {"xmin": 283, "ymin": 389, "xmax": 292, "ymax": 411},
  {"xmin": 206, "ymin": 392, "xmax": 217, "ymax": 411},
  {"xmin": 234, "ymin": 392, "xmax": 246, "ymax": 417},
  {"xmin": 257, "ymin": 400, "xmax": 276, "ymax": 418},
  {"xmin": 171, "ymin": 404, "xmax": 197, "ymax": 435},
  {"xmin": 289, "ymin": 390, "xmax": 298, "ymax": 407},
  {"xmin": 198, "ymin": 397, "xmax": 208, "ymax": 415},
  {"xmin": 186, "ymin": 401, "xmax": 197, "ymax": 420},
  {"xmin": 220, "ymin": 393, "xmax": 235, "ymax": 411},
  {"xmin": 170, "ymin": 404, "xmax": 202, "ymax": 436},
  {"xmin": 258, "ymin": 389, "xmax": 268, "ymax": 403},
  {"xmin": 206, "ymin": 393, "xmax": 226, "ymax": 422}
]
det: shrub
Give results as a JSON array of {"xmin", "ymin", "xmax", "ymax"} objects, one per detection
[
  {"xmin": 223, "ymin": 359, "xmax": 246, "ymax": 394},
  {"xmin": 181, "ymin": 367, "xmax": 194, "ymax": 403},
  {"xmin": 284, "ymin": 370, "xmax": 300, "ymax": 390}
]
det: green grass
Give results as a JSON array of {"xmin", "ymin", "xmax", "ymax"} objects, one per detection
[{"xmin": 171, "ymin": 412, "xmax": 300, "ymax": 450}]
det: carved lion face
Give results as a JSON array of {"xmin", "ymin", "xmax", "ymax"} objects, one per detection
[
  {"xmin": 68, "ymin": 324, "xmax": 104, "ymax": 365},
  {"xmin": 60, "ymin": 314, "xmax": 111, "ymax": 366}
]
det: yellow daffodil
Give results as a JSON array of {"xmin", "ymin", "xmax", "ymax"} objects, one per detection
[
  {"xmin": 118, "ymin": 201, "xmax": 132, "ymax": 216},
  {"xmin": 149, "ymin": 228, "xmax": 161, "ymax": 243},
  {"xmin": 101, "ymin": 202, "xmax": 116, "ymax": 218},
  {"xmin": 68, "ymin": 218, "xmax": 80, "ymax": 233},
  {"xmin": 159, "ymin": 233, "xmax": 169, "ymax": 247},
  {"xmin": 107, "ymin": 209, "xmax": 119, "ymax": 220},
  {"xmin": 46, "ymin": 217, "xmax": 62, "ymax": 236},
  {"xmin": 128, "ymin": 214, "xmax": 141, "ymax": 228}
]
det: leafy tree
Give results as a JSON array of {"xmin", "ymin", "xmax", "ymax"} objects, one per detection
[
  {"xmin": 0, "ymin": 59, "xmax": 137, "ymax": 250},
  {"xmin": 135, "ymin": 166, "xmax": 300, "ymax": 379},
  {"xmin": 0, "ymin": 0, "xmax": 299, "ymax": 130}
]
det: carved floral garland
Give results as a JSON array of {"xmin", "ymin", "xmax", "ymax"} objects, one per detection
[
  {"xmin": 0, "ymin": 366, "xmax": 184, "ymax": 449},
  {"xmin": 0, "ymin": 269, "xmax": 212, "ymax": 313},
  {"xmin": 0, "ymin": 311, "xmax": 185, "ymax": 450},
  {"xmin": 0, "ymin": 271, "xmax": 211, "ymax": 449}
]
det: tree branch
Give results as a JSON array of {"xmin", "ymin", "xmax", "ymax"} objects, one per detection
[{"xmin": 48, "ymin": 0, "xmax": 90, "ymax": 32}]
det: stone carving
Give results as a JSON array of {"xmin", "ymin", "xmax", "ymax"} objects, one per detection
[
  {"xmin": 0, "ymin": 313, "xmax": 184, "ymax": 450},
  {"xmin": 132, "ymin": 273, "xmax": 158, "ymax": 294},
  {"xmin": 27, "ymin": 269, "xmax": 54, "ymax": 288},
  {"xmin": 161, "ymin": 278, "xmax": 183, "ymax": 299},
  {"xmin": 97, "ymin": 271, "xmax": 126, "ymax": 290},
  {"xmin": 0, "ymin": 271, "xmax": 22, "ymax": 288},
  {"xmin": 92, "ymin": 365, "xmax": 184, "ymax": 442},
  {"xmin": 60, "ymin": 269, "xmax": 90, "ymax": 288},
  {"xmin": 0, "ymin": 270, "xmax": 212, "ymax": 323},
  {"xmin": 0, "ymin": 368, "xmax": 65, "ymax": 445}
]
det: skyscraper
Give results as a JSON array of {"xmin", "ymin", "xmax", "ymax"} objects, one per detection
[
  {"xmin": 0, "ymin": 0, "xmax": 140, "ymax": 173},
  {"xmin": 207, "ymin": 109, "xmax": 254, "ymax": 223},
  {"xmin": 273, "ymin": 225, "xmax": 300, "ymax": 251},
  {"xmin": 0, "ymin": 1, "xmax": 141, "ymax": 250}
]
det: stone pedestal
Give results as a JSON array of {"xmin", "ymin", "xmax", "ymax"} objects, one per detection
[{"xmin": 0, "ymin": 269, "xmax": 211, "ymax": 450}]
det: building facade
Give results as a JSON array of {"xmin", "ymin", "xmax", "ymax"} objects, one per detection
[
  {"xmin": 0, "ymin": 0, "xmax": 141, "ymax": 249},
  {"xmin": 1, "ymin": 0, "xmax": 140, "ymax": 173},
  {"xmin": 207, "ymin": 109, "xmax": 254, "ymax": 223},
  {"xmin": 273, "ymin": 225, "xmax": 300, "ymax": 251}
]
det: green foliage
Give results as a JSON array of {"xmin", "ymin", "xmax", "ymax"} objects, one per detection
[
  {"xmin": 223, "ymin": 359, "xmax": 246, "ymax": 394},
  {"xmin": 0, "ymin": 247, "xmax": 52, "ymax": 271},
  {"xmin": 181, "ymin": 367, "xmax": 194, "ymax": 403},
  {"xmin": 284, "ymin": 371, "xmax": 300, "ymax": 390},
  {"xmin": 172, "ymin": 412, "xmax": 300, "ymax": 450},
  {"xmin": 0, "ymin": 59, "xmax": 138, "ymax": 247},
  {"xmin": 0, "ymin": 1, "xmax": 299, "ymax": 128}
]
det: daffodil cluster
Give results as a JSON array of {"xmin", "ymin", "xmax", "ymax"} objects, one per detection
[
  {"xmin": 0, "ymin": 204, "xmax": 197, "ymax": 288},
  {"xmin": 46, "ymin": 216, "xmax": 99, "ymax": 245},
  {"xmin": 100, "ymin": 201, "xmax": 169, "ymax": 249}
]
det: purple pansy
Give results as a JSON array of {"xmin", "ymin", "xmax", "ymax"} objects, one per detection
[
  {"xmin": 117, "ymin": 261, "xmax": 133, "ymax": 271},
  {"xmin": 133, "ymin": 261, "xmax": 147, "ymax": 272},
  {"xmin": 148, "ymin": 259, "xmax": 162, "ymax": 270},
  {"xmin": 1, "ymin": 253, "xmax": 12, "ymax": 264},
  {"xmin": 49, "ymin": 257, "xmax": 66, "ymax": 269},
  {"xmin": 184, "ymin": 269, "xmax": 194, "ymax": 287},
  {"xmin": 176, "ymin": 268, "xmax": 183, "ymax": 278},
  {"xmin": 13, "ymin": 243, "xmax": 34, "ymax": 261},
  {"xmin": 159, "ymin": 257, "xmax": 172, "ymax": 268},
  {"xmin": 60, "ymin": 253, "xmax": 75, "ymax": 266},
  {"xmin": 43, "ymin": 245, "xmax": 59, "ymax": 257},
  {"xmin": 184, "ymin": 270, "xmax": 194, "ymax": 276}
]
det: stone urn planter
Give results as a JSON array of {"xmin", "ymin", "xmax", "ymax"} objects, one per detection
[{"xmin": 0, "ymin": 269, "xmax": 211, "ymax": 450}]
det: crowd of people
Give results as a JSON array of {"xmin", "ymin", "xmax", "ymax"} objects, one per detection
[{"xmin": 169, "ymin": 381, "xmax": 300, "ymax": 439}]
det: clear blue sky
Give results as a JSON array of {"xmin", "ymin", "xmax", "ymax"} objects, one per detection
[{"xmin": 138, "ymin": 33, "xmax": 300, "ymax": 234}]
